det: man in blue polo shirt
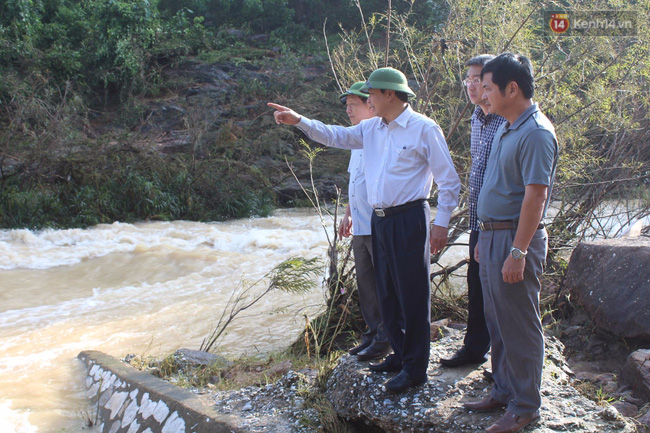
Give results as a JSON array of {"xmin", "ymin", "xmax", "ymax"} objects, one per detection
[{"xmin": 463, "ymin": 53, "xmax": 558, "ymax": 433}]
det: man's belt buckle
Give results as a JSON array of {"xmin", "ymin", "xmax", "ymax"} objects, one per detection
[
  {"xmin": 478, "ymin": 221, "xmax": 486, "ymax": 231},
  {"xmin": 375, "ymin": 209, "xmax": 386, "ymax": 217}
]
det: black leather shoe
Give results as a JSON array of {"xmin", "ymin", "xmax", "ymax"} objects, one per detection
[
  {"xmin": 440, "ymin": 347, "xmax": 487, "ymax": 368},
  {"xmin": 348, "ymin": 339, "xmax": 372, "ymax": 355},
  {"xmin": 356, "ymin": 345, "xmax": 391, "ymax": 362},
  {"xmin": 368, "ymin": 354, "xmax": 401, "ymax": 373},
  {"xmin": 384, "ymin": 370, "xmax": 426, "ymax": 394}
]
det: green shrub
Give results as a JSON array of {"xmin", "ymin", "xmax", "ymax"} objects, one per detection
[{"xmin": 0, "ymin": 152, "xmax": 277, "ymax": 229}]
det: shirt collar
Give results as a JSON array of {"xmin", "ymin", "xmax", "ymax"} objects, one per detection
[
  {"xmin": 378, "ymin": 104, "xmax": 413, "ymax": 129},
  {"xmin": 473, "ymin": 105, "xmax": 501, "ymax": 124},
  {"xmin": 472, "ymin": 105, "xmax": 484, "ymax": 120},
  {"xmin": 507, "ymin": 103, "xmax": 539, "ymax": 130}
]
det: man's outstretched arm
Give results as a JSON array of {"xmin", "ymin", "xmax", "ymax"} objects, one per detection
[{"xmin": 267, "ymin": 102, "xmax": 364, "ymax": 150}]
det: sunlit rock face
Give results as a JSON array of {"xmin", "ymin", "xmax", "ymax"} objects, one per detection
[
  {"xmin": 565, "ymin": 237, "xmax": 650, "ymax": 339},
  {"xmin": 325, "ymin": 335, "xmax": 634, "ymax": 432}
]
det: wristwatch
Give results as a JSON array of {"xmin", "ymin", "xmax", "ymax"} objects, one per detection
[{"xmin": 510, "ymin": 246, "xmax": 527, "ymax": 260}]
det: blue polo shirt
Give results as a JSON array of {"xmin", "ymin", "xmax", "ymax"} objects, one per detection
[{"xmin": 477, "ymin": 104, "xmax": 558, "ymax": 222}]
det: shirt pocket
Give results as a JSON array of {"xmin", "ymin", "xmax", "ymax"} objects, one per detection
[{"xmin": 390, "ymin": 144, "xmax": 419, "ymax": 175}]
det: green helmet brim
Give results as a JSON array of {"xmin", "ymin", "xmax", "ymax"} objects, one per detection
[
  {"xmin": 360, "ymin": 80, "xmax": 416, "ymax": 98},
  {"xmin": 339, "ymin": 89, "xmax": 369, "ymax": 102},
  {"xmin": 340, "ymin": 81, "xmax": 369, "ymax": 102}
]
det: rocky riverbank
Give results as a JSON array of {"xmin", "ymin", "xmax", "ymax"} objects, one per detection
[
  {"xmin": 197, "ymin": 328, "xmax": 643, "ymax": 432},
  {"xmin": 106, "ymin": 239, "xmax": 650, "ymax": 433},
  {"xmin": 196, "ymin": 237, "xmax": 650, "ymax": 432}
]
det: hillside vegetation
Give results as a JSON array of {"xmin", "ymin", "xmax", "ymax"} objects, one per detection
[{"xmin": 1, "ymin": 0, "xmax": 648, "ymax": 245}]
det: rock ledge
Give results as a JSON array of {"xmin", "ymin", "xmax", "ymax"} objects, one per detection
[{"xmin": 325, "ymin": 334, "xmax": 634, "ymax": 432}]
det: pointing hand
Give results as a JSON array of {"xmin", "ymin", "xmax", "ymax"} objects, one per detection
[{"xmin": 267, "ymin": 102, "xmax": 301, "ymax": 125}]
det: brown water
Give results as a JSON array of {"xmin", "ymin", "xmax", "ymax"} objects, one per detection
[
  {"xmin": 0, "ymin": 208, "xmax": 470, "ymax": 432},
  {"xmin": 0, "ymin": 210, "xmax": 332, "ymax": 432}
]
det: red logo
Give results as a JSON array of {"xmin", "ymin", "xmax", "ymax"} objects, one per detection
[{"xmin": 549, "ymin": 13, "xmax": 570, "ymax": 33}]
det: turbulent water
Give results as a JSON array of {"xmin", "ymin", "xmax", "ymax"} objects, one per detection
[{"xmin": 0, "ymin": 209, "xmax": 336, "ymax": 432}]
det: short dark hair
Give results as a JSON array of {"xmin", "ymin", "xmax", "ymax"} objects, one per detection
[
  {"xmin": 380, "ymin": 89, "xmax": 409, "ymax": 102},
  {"xmin": 465, "ymin": 54, "xmax": 495, "ymax": 68},
  {"xmin": 481, "ymin": 53, "xmax": 535, "ymax": 99}
]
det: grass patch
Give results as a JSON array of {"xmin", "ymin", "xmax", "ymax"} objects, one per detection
[
  {"xmin": 572, "ymin": 380, "xmax": 621, "ymax": 406},
  {"xmin": 125, "ymin": 349, "xmax": 342, "ymax": 393},
  {"xmin": 197, "ymin": 47, "xmax": 270, "ymax": 65}
]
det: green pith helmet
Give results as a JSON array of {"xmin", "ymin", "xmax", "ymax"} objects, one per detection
[
  {"xmin": 361, "ymin": 67, "xmax": 416, "ymax": 97},
  {"xmin": 339, "ymin": 81, "xmax": 369, "ymax": 102}
]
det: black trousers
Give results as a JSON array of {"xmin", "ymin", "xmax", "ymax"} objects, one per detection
[
  {"xmin": 371, "ymin": 201, "xmax": 431, "ymax": 381},
  {"xmin": 464, "ymin": 230, "xmax": 491, "ymax": 357}
]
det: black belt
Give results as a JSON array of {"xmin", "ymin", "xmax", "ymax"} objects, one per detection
[
  {"xmin": 478, "ymin": 221, "xmax": 545, "ymax": 231},
  {"xmin": 374, "ymin": 199, "xmax": 425, "ymax": 217}
]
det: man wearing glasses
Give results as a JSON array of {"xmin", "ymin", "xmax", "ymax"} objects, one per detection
[{"xmin": 441, "ymin": 55, "xmax": 505, "ymax": 369}]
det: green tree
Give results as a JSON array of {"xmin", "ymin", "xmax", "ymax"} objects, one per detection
[
  {"xmin": 327, "ymin": 0, "xmax": 650, "ymax": 274},
  {"xmin": 82, "ymin": 0, "xmax": 160, "ymax": 98}
]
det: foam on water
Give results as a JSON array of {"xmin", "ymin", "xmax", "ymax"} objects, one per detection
[
  {"xmin": 0, "ymin": 401, "xmax": 37, "ymax": 433},
  {"xmin": 0, "ymin": 209, "xmax": 331, "ymax": 432},
  {"xmin": 0, "ymin": 207, "xmax": 484, "ymax": 431},
  {"xmin": 0, "ymin": 212, "xmax": 328, "ymax": 270}
]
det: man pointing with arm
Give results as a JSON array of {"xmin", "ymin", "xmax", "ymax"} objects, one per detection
[{"xmin": 269, "ymin": 67, "xmax": 460, "ymax": 393}]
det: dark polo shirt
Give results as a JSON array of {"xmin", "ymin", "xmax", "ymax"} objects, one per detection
[{"xmin": 477, "ymin": 103, "xmax": 558, "ymax": 222}]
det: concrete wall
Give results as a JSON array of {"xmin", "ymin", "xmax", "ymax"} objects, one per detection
[{"xmin": 78, "ymin": 350, "xmax": 242, "ymax": 433}]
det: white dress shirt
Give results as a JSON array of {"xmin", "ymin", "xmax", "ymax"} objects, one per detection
[
  {"xmin": 297, "ymin": 105, "xmax": 460, "ymax": 227},
  {"xmin": 347, "ymin": 149, "xmax": 373, "ymax": 236}
]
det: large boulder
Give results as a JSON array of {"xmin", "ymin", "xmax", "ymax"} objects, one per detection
[
  {"xmin": 621, "ymin": 349, "xmax": 650, "ymax": 401},
  {"xmin": 564, "ymin": 237, "xmax": 650, "ymax": 339},
  {"xmin": 325, "ymin": 334, "xmax": 633, "ymax": 432}
]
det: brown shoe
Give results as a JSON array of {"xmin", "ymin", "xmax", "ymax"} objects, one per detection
[
  {"xmin": 463, "ymin": 396, "xmax": 507, "ymax": 412},
  {"xmin": 485, "ymin": 410, "xmax": 540, "ymax": 433}
]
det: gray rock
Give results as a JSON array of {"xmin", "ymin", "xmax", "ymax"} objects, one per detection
[
  {"xmin": 174, "ymin": 348, "xmax": 230, "ymax": 367},
  {"xmin": 611, "ymin": 401, "xmax": 638, "ymax": 418},
  {"xmin": 207, "ymin": 369, "xmax": 319, "ymax": 433},
  {"xmin": 623, "ymin": 395, "xmax": 645, "ymax": 406},
  {"xmin": 564, "ymin": 237, "xmax": 650, "ymax": 339},
  {"xmin": 274, "ymin": 176, "xmax": 346, "ymax": 206},
  {"xmin": 638, "ymin": 410, "xmax": 650, "ymax": 433},
  {"xmin": 221, "ymin": 28, "xmax": 246, "ymax": 41},
  {"xmin": 143, "ymin": 104, "xmax": 186, "ymax": 133},
  {"xmin": 620, "ymin": 349, "xmax": 650, "ymax": 401},
  {"xmin": 249, "ymin": 34, "xmax": 268, "ymax": 44},
  {"xmin": 599, "ymin": 405, "xmax": 621, "ymax": 421},
  {"xmin": 324, "ymin": 335, "xmax": 634, "ymax": 432},
  {"xmin": 430, "ymin": 318, "xmax": 451, "ymax": 341},
  {"xmin": 266, "ymin": 360, "xmax": 292, "ymax": 377}
]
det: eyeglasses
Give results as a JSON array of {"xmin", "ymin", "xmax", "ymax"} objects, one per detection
[{"xmin": 464, "ymin": 77, "xmax": 481, "ymax": 87}]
